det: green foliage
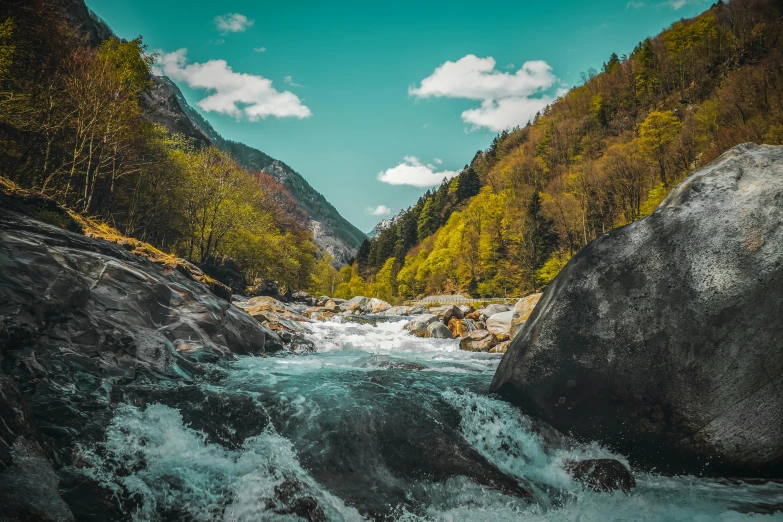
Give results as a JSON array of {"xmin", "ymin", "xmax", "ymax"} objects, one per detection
[
  {"xmin": 0, "ymin": 2, "xmax": 316, "ymax": 292},
  {"xmin": 359, "ymin": 0, "xmax": 783, "ymax": 300},
  {"xmin": 535, "ymin": 252, "xmax": 570, "ymax": 287}
]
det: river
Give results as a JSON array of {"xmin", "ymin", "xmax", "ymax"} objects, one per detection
[{"xmin": 78, "ymin": 318, "xmax": 783, "ymax": 521}]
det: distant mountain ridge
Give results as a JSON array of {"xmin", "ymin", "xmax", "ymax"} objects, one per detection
[
  {"xmin": 143, "ymin": 76, "xmax": 367, "ymax": 264},
  {"xmin": 66, "ymin": 2, "xmax": 366, "ymax": 265}
]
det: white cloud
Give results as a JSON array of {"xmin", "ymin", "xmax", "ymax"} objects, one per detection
[
  {"xmin": 662, "ymin": 0, "xmax": 702, "ymax": 8},
  {"xmin": 410, "ymin": 56, "xmax": 555, "ymax": 101},
  {"xmin": 627, "ymin": 0, "xmax": 645, "ymax": 7},
  {"xmin": 367, "ymin": 205, "xmax": 392, "ymax": 216},
  {"xmin": 254, "ymin": 46, "xmax": 267, "ymax": 53},
  {"xmin": 284, "ymin": 75, "xmax": 303, "ymax": 87},
  {"xmin": 433, "ymin": 158, "xmax": 442, "ymax": 164},
  {"xmin": 214, "ymin": 13, "xmax": 254, "ymax": 33},
  {"xmin": 409, "ymin": 55, "xmax": 558, "ymax": 131},
  {"xmin": 377, "ymin": 156, "xmax": 459, "ymax": 188},
  {"xmin": 154, "ymin": 49, "xmax": 312, "ymax": 120}
]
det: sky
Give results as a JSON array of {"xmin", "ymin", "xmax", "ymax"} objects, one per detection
[{"xmin": 87, "ymin": 0, "xmax": 710, "ymax": 232}]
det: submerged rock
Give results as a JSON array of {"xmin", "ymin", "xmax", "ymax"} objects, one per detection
[
  {"xmin": 564, "ymin": 459, "xmax": 636, "ymax": 493},
  {"xmin": 491, "ymin": 144, "xmax": 783, "ymax": 477}
]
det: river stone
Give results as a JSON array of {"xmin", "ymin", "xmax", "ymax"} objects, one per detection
[
  {"xmin": 425, "ymin": 322, "xmax": 453, "ymax": 339},
  {"xmin": 408, "ymin": 305, "xmax": 428, "ymax": 315},
  {"xmin": 428, "ymin": 304, "xmax": 463, "ymax": 324},
  {"xmin": 481, "ymin": 304, "xmax": 510, "ymax": 320},
  {"xmin": 345, "ymin": 296, "xmax": 372, "ymax": 314},
  {"xmin": 564, "ymin": 459, "xmax": 636, "ymax": 493},
  {"xmin": 407, "ymin": 314, "xmax": 439, "ymax": 337},
  {"xmin": 486, "ymin": 311, "xmax": 513, "ymax": 341},
  {"xmin": 459, "ymin": 330, "xmax": 498, "ymax": 352},
  {"xmin": 370, "ymin": 298, "xmax": 392, "ymax": 314},
  {"xmin": 509, "ymin": 293, "xmax": 542, "ymax": 339},
  {"xmin": 489, "ymin": 341, "xmax": 510, "ymax": 354},
  {"xmin": 491, "ymin": 144, "xmax": 783, "ymax": 477}
]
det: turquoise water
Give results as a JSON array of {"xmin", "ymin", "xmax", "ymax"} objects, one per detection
[{"xmin": 81, "ymin": 319, "xmax": 783, "ymax": 521}]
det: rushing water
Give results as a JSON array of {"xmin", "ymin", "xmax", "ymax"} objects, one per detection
[{"xmin": 79, "ymin": 318, "xmax": 783, "ymax": 521}]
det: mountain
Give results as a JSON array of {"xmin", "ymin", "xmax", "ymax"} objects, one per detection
[
  {"xmin": 63, "ymin": 2, "xmax": 365, "ymax": 265},
  {"xmin": 367, "ymin": 219, "xmax": 391, "ymax": 238},
  {"xmin": 356, "ymin": 0, "xmax": 783, "ymax": 299},
  {"xmin": 141, "ymin": 76, "xmax": 367, "ymax": 264}
]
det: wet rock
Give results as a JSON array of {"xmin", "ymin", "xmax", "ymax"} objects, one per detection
[
  {"xmin": 0, "ymin": 437, "xmax": 74, "ymax": 522},
  {"xmin": 58, "ymin": 469, "xmax": 127, "ymax": 522},
  {"xmin": 486, "ymin": 311, "xmax": 513, "ymax": 341},
  {"xmin": 234, "ymin": 296, "xmax": 314, "ymax": 350},
  {"xmin": 407, "ymin": 314, "xmax": 439, "ymax": 337},
  {"xmin": 491, "ymin": 144, "xmax": 783, "ymax": 477},
  {"xmin": 315, "ymin": 295, "xmax": 331, "ymax": 307},
  {"xmin": 509, "ymin": 293, "xmax": 542, "ymax": 339},
  {"xmin": 459, "ymin": 330, "xmax": 498, "ymax": 352},
  {"xmin": 564, "ymin": 459, "xmax": 636, "ymax": 493},
  {"xmin": 425, "ymin": 322, "xmax": 453, "ymax": 339},
  {"xmin": 376, "ymin": 361, "xmax": 427, "ymax": 371},
  {"xmin": 272, "ymin": 479, "xmax": 327, "ymax": 522}
]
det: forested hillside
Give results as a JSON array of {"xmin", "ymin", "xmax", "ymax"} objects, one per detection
[
  {"xmin": 347, "ymin": 0, "xmax": 783, "ymax": 300},
  {"xmin": 147, "ymin": 75, "xmax": 367, "ymax": 264},
  {"xmin": 0, "ymin": 0, "xmax": 316, "ymax": 291}
]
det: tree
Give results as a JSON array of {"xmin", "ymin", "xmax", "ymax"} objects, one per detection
[{"xmin": 639, "ymin": 110, "xmax": 683, "ymax": 186}]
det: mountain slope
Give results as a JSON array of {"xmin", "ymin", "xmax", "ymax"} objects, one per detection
[
  {"xmin": 141, "ymin": 75, "xmax": 366, "ymax": 264},
  {"xmin": 357, "ymin": 0, "xmax": 783, "ymax": 299}
]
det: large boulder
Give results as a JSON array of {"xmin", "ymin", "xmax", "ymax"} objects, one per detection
[
  {"xmin": 486, "ymin": 310, "xmax": 513, "ymax": 341},
  {"xmin": 491, "ymin": 144, "xmax": 783, "ymax": 477},
  {"xmin": 509, "ymin": 293, "xmax": 542, "ymax": 339},
  {"xmin": 407, "ymin": 314, "xmax": 440, "ymax": 337},
  {"xmin": 0, "ymin": 206, "xmax": 281, "ymax": 517}
]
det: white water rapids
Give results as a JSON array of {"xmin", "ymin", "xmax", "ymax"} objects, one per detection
[{"xmin": 78, "ymin": 319, "xmax": 783, "ymax": 521}]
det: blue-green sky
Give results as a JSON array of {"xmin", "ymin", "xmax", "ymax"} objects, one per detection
[{"xmin": 87, "ymin": 0, "xmax": 708, "ymax": 232}]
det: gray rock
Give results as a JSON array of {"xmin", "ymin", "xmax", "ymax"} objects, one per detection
[
  {"xmin": 481, "ymin": 304, "xmax": 510, "ymax": 319},
  {"xmin": 429, "ymin": 305, "xmax": 463, "ymax": 324},
  {"xmin": 409, "ymin": 305, "xmax": 428, "ymax": 315},
  {"xmin": 425, "ymin": 322, "xmax": 453, "ymax": 339},
  {"xmin": 491, "ymin": 144, "xmax": 783, "ymax": 477},
  {"xmin": 486, "ymin": 310, "xmax": 513, "ymax": 340},
  {"xmin": 345, "ymin": 296, "xmax": 372, "ymax": 314},
  {"xmin": 407, "ymin": 314, "xmax": 439, "ymax": 337}
]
